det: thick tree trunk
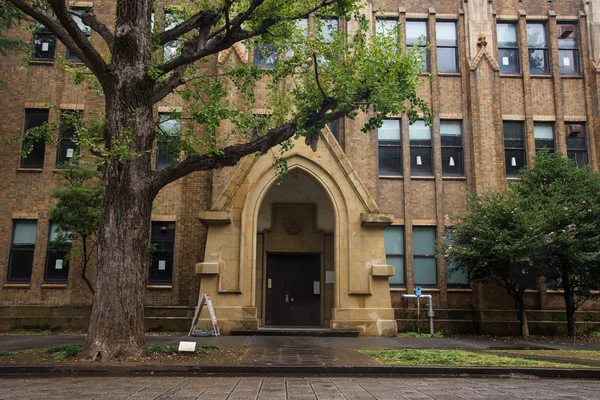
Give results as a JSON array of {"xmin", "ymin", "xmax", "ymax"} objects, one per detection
[
  {"xmin": 514, "ymin": 292, "xmax": 529, "ymax": 338},
  {"xmin": 83, "ymin": 74, "xmax": 156, "ymax": 359},
  {"xmin": 562, "ymin": 271, "xmax": 576, "ymax": 337}
]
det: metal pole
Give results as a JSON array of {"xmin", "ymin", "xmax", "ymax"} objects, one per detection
[
  {"xmin": 401, "ymin": 294, "xmax": 435, "ymax": 336},
  {"xmin": 417, "ymin": 297, "xmax": 421, "ymax": 334}
]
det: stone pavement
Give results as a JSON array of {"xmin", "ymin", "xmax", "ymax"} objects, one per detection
[{"xmin": 1, "ymin": 376, "xmax": 600, "ymax": 399}]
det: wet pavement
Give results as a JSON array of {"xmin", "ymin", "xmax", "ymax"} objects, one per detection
[{"xmin": 1, "ymin": 376, "xmax": 600, "ymax": 399}]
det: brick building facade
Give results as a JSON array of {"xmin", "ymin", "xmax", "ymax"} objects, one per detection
[{"xmin": 1, "ymin": 0, "xmax": 599, "ymax": 335}]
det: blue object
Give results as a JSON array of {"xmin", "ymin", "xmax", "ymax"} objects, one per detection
[{"xmin": 415, "ymin": 286, "xmax": 422, "ymax": 296}]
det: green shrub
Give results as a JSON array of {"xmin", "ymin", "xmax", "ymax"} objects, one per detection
[
  {"xmin": 590, "ymin": 331, "xmax": 600, "ymax": 339},
  {"xmin": 0, "ymin": 350, "xmax": 11, "ymax": 356},
  {"xmin": 145, "ymin": 344, "xmax": 178, "ymax": 355}
]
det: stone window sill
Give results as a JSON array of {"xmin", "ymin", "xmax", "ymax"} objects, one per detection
[
  {"xmin": 438, "ymin": 73, "xmax": 462, "ymax": 77},
  {"xmin": 379, "ymin": 175, "xmax": 403, "ymax": 180},
  {"xmin": 530, "ymin": 75, "xmax": 552, "ymax": 79},
  {"xmin": 561, "ymin": 75, "xmax": 583, "ymax": 79},
  {"xmin": 447, "ymin": 288, "xmax": 473, "ymax": 292},
  {"xmin": 3, "ymin": 283, "xmax": 31, "ymax": 289},
  {"xmin": 41, "ymin": 283, "xmax": 67, "ymax": 289},
  {"xmin": 442, "ymin": 176, "xmax": 467, "ymax": 180},
  {"xmin": 390, "ymin": 287, "xmax": 407, "ymax": 291},
  {"xmin": 411, "ymin": 176, "xmax": 435, "ymax": 180},
  {"xmin": 499, "ymin": 74, "xmax": 523, "ymax": 78},
  {"xmin": 29, "ymin": 60, "xmax": 55, "ymax": 66},
  {"xmin": 147, "ymin": 285, "xmax": 173, "ymax": 290},
  {"xmin": 17, "ymin": 168, "xmax": 43, "ymax": 173}
]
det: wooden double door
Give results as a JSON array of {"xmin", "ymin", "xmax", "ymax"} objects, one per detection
[{"xmin": 265, "ymin": 253, "xmax": 321, "ymax": 327}]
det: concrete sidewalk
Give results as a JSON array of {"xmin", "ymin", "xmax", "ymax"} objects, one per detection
[{"xmin": 1, "ymin": 334, "xmax": 599, "ymax": 378}]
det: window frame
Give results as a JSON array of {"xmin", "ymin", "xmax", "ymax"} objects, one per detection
[
  {"xmin": 149, "ymin": 221, "xmax": 176, "ymax": 284},
  {"xmin": 497, "ymin": 22, "xmax": 520, "ymax": 74},
  {"xmin": 383, "ymin": 225, "xmax": 405, "ymax": 287},
  {"xmin": 66, "ymin": 7, "xmax": 92, "ymax": 62},
  {"xmin": 557, "ymin": 23, "xmax": 580, "ymax": 75},
  {"xmin": 527, "ymin": 22, "xmax": 550, "ymax": 75},
  {"xmin": 32, "ymin": 25, "xmax": 56, "ymax": 61},
  {"xmin": 56, "ymin": 110, "xmax": 81, "ymax": 167},
  {"xmin": 503, "ymin": 121, "xmax": 527, "ymax": 177},
  {"xmin": 156, "ymin": 112, "xmax": 181, "ymax": 170},
  {"xmin": 440, "ymin": 120, "xmax": 464, "ymax": 176},
  {"xmin": 436, "ymin": 21, "xmax": 459, "ymax": 73},
  {"xmin": 533, "ymin": 122, "xmax": 556, "ymax": 153},
  {"xmin": 565, "ymin": 122, "xmax": 588, "ymax": 168},
  {"xmin": 44, "ymin": 222, "xmax": 71, "ymax": 283},
  {"xmin": 409, "ymin": 120, "xmax": 433, "ymax": 176},
  {"xmin": 412, "ymin": 226, "xmax": 438, "ymax": 286},
  {"xmin": 20, "ymin": 109, "xmax": 48, "ymax": 169},
  {"xmin": 406, "ymin": 20, "xmax": 429, "ymax": 72},
  {"xmin": 378, "ymin": 119, "xmax": 402, "ymax": 176},
  {"xmin": 7, "ymin": 220, "xmax": 37, "ymax": 283}
]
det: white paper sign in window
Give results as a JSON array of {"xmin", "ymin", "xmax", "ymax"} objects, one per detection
[
  {"xmin": 502, "ymin": 57, "xmax": 509, "ymax": 65},
  {"xmin": 158, "ymin": 260, "xmax": 166, "ymax": 270},
  {"xmin": 66, "ymin": 148, "xmax": 74, "ymax": 158},
  {"xmin": 42, "ymin": 42, "xmax": 49, "ymax": 52},
  {"xmin": 563, "ymin": 57, "xmax": 571, "ymax": 67},
  {"xmin": 55, "ymin": 259, "xmax": 63, "ymax": 270}
]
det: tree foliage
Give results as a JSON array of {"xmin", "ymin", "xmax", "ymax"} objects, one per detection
[
  {"xmin": 444, "ymin": 152, "xmax": 600, "ymax": 337},
  {"xmin": 0, "ymin": 1, "xmax": 24, "ymax": 56},
  {"xmin": 49, "ymin": 160, "xmax": 102, "ymax": 295}
]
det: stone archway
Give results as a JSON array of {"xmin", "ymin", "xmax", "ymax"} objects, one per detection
[{"xmin": 196, "ymin": 130, "xmax": 398, "ymax": 336}]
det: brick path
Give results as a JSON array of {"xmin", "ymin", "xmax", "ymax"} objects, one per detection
[{"xmin": 1, "ymin": 376, "xmax": 600, "ymax": 399}]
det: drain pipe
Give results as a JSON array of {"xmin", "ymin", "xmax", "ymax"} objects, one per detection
[{"xmin": 402, "ymin": 294, "xmax": 435, "ymax": 335}]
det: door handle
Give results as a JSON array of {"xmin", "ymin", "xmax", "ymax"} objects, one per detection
[
  {"xmin": 291, "ymin": 297, "xmax": 294, "ymax": 302},
  {"xmin": 285, "ymin": 293, "xmax": 289, "ymax": 303}
]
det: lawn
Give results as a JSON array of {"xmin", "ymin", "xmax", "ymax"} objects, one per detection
[
  {"xmin": 490, "ymin": 349, "xmax": 600, "ymax": 361},
  {"xmin": 359, "ymin": 349, "xmax": 597, "ymax": 368}
]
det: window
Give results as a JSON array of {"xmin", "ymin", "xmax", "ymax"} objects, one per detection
[
  {"xmin": 378, "ymin": 119, "xmax": 402, "ymax": 175},
  {"xmin": 318, "ymin": 17, "xmax": 338, "ymax": 43},
  {"xmin": 20, "ymin": 109, "xmax": 48, "ymax": 169},
  {"xmin": 440, "ymin": 121, "xmax": 463, "ymax": 176},
  {"xmin": 436, "ymin": 21, "xmax": 458, "ymax": 73},
  {"xmin": 44, "ymin": 222, "xmax": 70, "ymax": 282},
  {"xmin": 566, "ymin": 123, "xmax": 588, "ymax": 167},
  {"xmin": 253, "ymin": 42, "xmax": 278, "ymax": 68},
  {"xmin": 527, "ymin": 23, "xmax": 549, "ymax": 74},
  {"xmin": 56, "ymin": 110, "xmax": 81, "ymax": 167},
  {"xmin": 376, "ymin": 18, "xmax": 399, "ymax": 46},
  {"xmin": 164, "ymin": 12, "xmax": 181, "ymax": 61},
  {"xmin": 149, "ymin": 222, "xmax": 175, "ymax": 284},
  {"xmin": 445, "ymin": 231, "xmax": 469, "ymax": 287},
  {"xmin": 406, "ymin": 21, "xmax": 428, "ymax": 72},
  {"xmin": 33, "ymin": 25, "xmax": 56, "ymax": 61},
  {"xmin": 7, "ymin": 220, "xmax": 37, "ymax": 282},
  {"xmin": 413, "ymin": 227, "xmax": 437, "ymax": 286},
  {"xmin": 558, "ymin": 24, "xmax": 580, "ymax": 75},
  {"xmin": 383, "ymin": 226, "xmax": 405, "ymax": 286},
  {"xmin": 285, "ymin": 17, "xmax": 308, "ymax": 58},
  {"xmin": 534, "ymin": 122, "xmax": 555, "ymax": 152},
  {"xmin": 156, "ymin": 113, "xmax": 180, "ymax": 170},
  {"xmin": 409, "ymin": 120, "xmax": 432, "ymax": 175},
  {"xmin": 503, "ymin": 121, "xmax": 526, "ymax": 177},
  {"xmin": 328, "ymin": 119, "xmax": 339, "ymax": 141},
  {"xmin": 497, "ymin": 22, "xmax": 520, "ymax": 74},
  {"xmin": 66, "ymin": 8, "xmax": 91, "ymax": 62}
]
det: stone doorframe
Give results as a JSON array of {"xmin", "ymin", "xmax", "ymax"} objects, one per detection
[{"xmin": 196, "ymin": 130, "xmax": 398, "ymax": 336}]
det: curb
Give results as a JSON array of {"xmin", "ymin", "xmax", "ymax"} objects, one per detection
[{"xmin": 1, "ymin": 364, "xmax": 600, "ymax": 379}]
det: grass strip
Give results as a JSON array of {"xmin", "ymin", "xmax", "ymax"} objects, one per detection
[{"xmin": 359, "ymin": 349, "xmax": 597, "ymax": 368}]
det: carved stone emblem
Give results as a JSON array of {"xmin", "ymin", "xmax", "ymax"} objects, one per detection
[{"xmin": 285, "ymin": 217, "xmax": 304, "ymax": 235}]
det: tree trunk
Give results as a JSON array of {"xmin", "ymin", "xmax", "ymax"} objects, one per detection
[
  {"xmin": 562, "ymin": 270, "xmax": 576, "ymax": 337},
  {"xmin": 514, "ymin": 291, "xmax": 530, "ymax": 338},
  {"xmin": 83, "ymin": 76, "xmax": 156, "ymax": 359}
]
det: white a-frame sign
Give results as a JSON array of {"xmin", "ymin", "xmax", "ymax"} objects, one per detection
[{"xmin": 188, "ymin": 294, "xmax": 220, "ymax": 337}]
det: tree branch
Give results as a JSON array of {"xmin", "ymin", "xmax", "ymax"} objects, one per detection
[
  {"xmin": 156, "ymin": 10, "xmax": 217, "ymax": 45},
  {"xmin": 68, "ymin": 8, "xmax": 114, "ymax": 52},
  {"xmin": 47, "ymin": 0, "xmax": 107, "ymax": 76}
]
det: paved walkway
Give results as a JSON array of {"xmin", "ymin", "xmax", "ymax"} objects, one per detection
[{"xmin": 1, "ymin": 376, "xmax": 600, "ymax": 399}]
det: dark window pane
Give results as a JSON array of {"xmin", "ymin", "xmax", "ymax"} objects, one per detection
[
  {"xmin": 505, "ymin": 149, "xmax": 526, "ymax": 176},
  {"xmin": 559, "ymin": 49, "xmax": 579, "ymax": 75},
  {"xmin": 410, "ymin": 147, "xmax": 432, "ymax": 175},
  {"xmin": 414, "ymin": 257, "xmax": 437, "ymax": 285},
  {"xmin": 66, "ymin": 9, "xmax": 91, "ymax": 62},
  {"xmin": 156, "ymin": 114, "xmax": 180, "ymax": 169},
  {"xmin": 44, "ymin": 249, "xmax": 69, "ymax": 281},
  {"xmin": 529, "ymin": 49, "xmax": 549, "ymax": 74},
  {"xmin": 8, "ymin": 248, "xmax": 34, "ymax": 282},
  {"xmin": 21, "ymin": 109, "xmax": 48, "ymax": 169},
  {"xmin": 328, "ymin": 119, "xmax": 339, "ymax": 140},
  {"xmin": 437, "ymin": 47, "xmax": 458, "ymax": 73},
  {"xmin": 447, "ymin": 262, "xmax": 469, "ymax": 286},
  {"xmin": 56, "ymin": 111, "xmax": 80, "ymax": 167},
  {"xmin": 150, "ymin": 222, "xmax": 175, "ymax": 284},
  {"xmin": 442, "ymin": 148, "xmax": 463, "ymax": 175},
  {"xmin": 379, "ymin": 145, "xmax": 402, "ymax": 175},
  {"xmin": 387, "ymin": 256, "xmax": 405, "ymax": 285},
  {"xmin": 567, "ymin": 150, "xmax": 588, "ymax": 168},
  {"xmin": 535, "ymin": 139, "xmax": 555, "ymax": 151},
  {"xmin": 503, "ymin": 121, "xmax": 525, "ymax": 147},
  {"xmin": 499, "ymin": 48, "xmax": 520, "ymax": 73},
  {"xmin": 33, "ymin": 31, "xmax": 56, "ymax": 61},
  {"xmin": 566, "ymin": 136, "xmax": 587, "ymax": 150},
  {"xmin": 383, "ymin": 226, "xmax": 405, "ymax": 286}
]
